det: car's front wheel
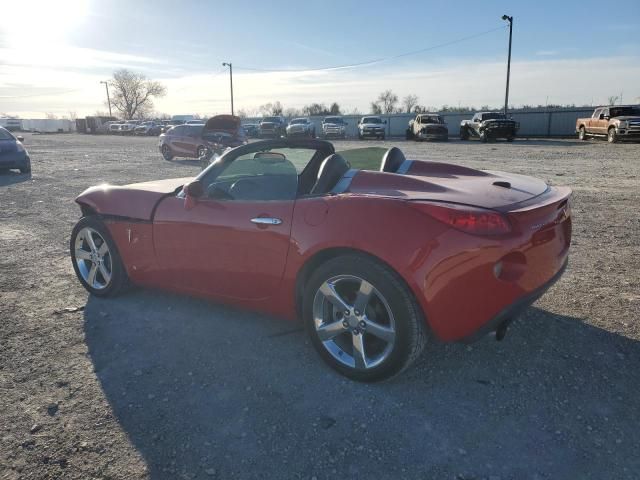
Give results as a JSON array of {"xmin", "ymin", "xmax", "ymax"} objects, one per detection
[
  {"xmin": 303, "ymin": 255, "xmax": 426, "ymax": 382},
  {"xmin": 608, "ymin": 127, "xmax": 618, "ymax": 143},
  {"xmin": 578, "ymin": 126, "xmax": 587, "ymax": 141},
  {"xmin": 70, "ymin": 216, "xmax": 129, "ymax": 297}
]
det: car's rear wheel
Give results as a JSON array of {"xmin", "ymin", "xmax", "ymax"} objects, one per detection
[
  {"xmin": 303, "ymin": 255, "xmax": 426, "ymax": 382},
  {"xmin": 459, "ymin": 127, "xmax": 469, "ymax": 140},
  {"xmin": 70, "ymin": 216, "xmax": 129, "ymax": 297},
  {"xmin": 578, "ymin": 126, "xmax": 587, "ymax": 141},
  {"xmin": 161, "ymin": 144, "xmax": 173, "ymax": 161},
  {"xmin": 608, "ymin": 127, "xmax": 618, "ymax": 143}
]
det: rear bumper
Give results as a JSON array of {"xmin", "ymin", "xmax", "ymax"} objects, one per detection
[
  {"xmin": 460, "ymin": 258, "xmax": 568, "ymax": 343},
  {"xmin": 0, "ymin": 151, "xmax": 29, "ymax": 169}
]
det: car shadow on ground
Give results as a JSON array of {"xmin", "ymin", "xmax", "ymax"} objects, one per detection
[
  {"xmin": 84, "ymin": 290, "xmax": 640, "ymax": 479},
  {"xmin": 0, "ymin": 171, "xmax": 31, "ymax": 186}
]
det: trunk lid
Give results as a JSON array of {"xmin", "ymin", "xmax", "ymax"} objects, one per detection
[{"xmin": 348, "ymin": 161, "xmax": 548, "ymax": 210}]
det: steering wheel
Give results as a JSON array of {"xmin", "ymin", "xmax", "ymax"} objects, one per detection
[
  {"xmin": 229, "ymin": 178, "xmax": 261, "ymax": 200},
  {"xmin": 207, "ymin": 185, "xmax": 234, "ymax": 200}
]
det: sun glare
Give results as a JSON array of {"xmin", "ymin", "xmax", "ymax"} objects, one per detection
[{"xmin": 1, "ymin": 0, "xmax": 89, "ymax": 47}]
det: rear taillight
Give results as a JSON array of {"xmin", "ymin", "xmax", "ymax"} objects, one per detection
[{"xmin": 410, "ymin": 201, "xmax": 511, "ymax": 236}]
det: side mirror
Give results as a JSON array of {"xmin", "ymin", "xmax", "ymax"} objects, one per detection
[
  {"xmin": 16, "ymin": 135, "xmax": 24, "ymax": 142},
  {"xmin": 184, "ymin": 179, "xmax": 204, "ymax": 199}
]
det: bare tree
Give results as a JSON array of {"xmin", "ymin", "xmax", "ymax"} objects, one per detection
[
  {"xmin": 259, "ymin": 101, "xmax": 284, "ymax": 116},
  {"xmin": 402, "ymin": 94, "xmax": 419, "ymax": 113},
  {"xmin": 375, "ymin": 90, "xmax": 399, "ymax": 113},
  {"xmin": 284, "ymin": 107, "xmax": 301, "ymax": 118},
  {"xmin": 109, "ymin": 69, "xmax": 166, "ymax": 119},
  {"xmin": 329, "ymin": 102, "xmax": 341, "ymax": 115},
  {"xmin": 67, "ymin": 111, "xmax": 78, "ymax": 121},
  {"xmin": 370, "ymin": 102, "xmax": 382, "ymax": 115},
  {"xmin": 607, "ymin": 95, "xmax": 619, "ymax": 106},
  {"xmin": 45, "ymin": 112, "xmax": 58, "ymax": 119}
]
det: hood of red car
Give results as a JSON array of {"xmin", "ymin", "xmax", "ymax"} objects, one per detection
[{"xmin": 76, "ymin": 177, "xmax": 192, "ymax": 220}]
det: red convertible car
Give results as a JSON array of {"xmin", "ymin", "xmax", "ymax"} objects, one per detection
[{"xmin": 70, "ymin": 139, "xmax": 572, "ymax": 381}]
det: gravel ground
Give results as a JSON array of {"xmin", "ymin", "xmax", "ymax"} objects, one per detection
[{"xmin": 1, "ymin": 134, "xmax": 639, "ymax": 480}]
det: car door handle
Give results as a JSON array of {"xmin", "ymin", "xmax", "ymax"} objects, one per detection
[{"xmin": 251, "ymin": 217, "xmax": 282, "ymax": 225}]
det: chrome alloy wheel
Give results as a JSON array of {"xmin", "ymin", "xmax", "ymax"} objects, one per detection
[
  {"xmin": 74, "ymin": 227, "xmax": 112, "ymax": 290},
  {"xmin": 312, "ymin": 275, "xmax": 396, "ymax": 370}
]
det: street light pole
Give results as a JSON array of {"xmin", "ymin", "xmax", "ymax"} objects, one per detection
[
  {"xmin": 100, "ymin": 81, "xmax": 112, "ymax": 117},
  {"xmin": 502, "ymin": 15, "xmax": 513, "ymax": 116},
  {"xmin": 222, "ymin": 62, "xmax": 234, "ymax": 116}
]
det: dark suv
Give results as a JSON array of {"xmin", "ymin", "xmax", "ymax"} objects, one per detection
[{"xmin": 259, "ymin": 116, "xmax": 287, "ymax": 138}]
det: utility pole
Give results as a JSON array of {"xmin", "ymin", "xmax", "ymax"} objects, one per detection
[
  {"xmin": 222, "ymin": 62, "xmax": 234, "ymax": 116},
  {"xmin": 501, "ymin": 15, "xmax": 513, "ymax": 116},
  {"xmin": 100, "ymin": 81, "xmax": 112, "ymax": 117}
]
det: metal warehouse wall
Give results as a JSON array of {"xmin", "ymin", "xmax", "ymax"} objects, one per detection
[{"xmin": 245, "ymin": 107, "xmax": 597, "ymax": 137}]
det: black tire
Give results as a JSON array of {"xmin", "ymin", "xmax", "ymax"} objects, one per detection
[
  {"xmin": 607, "ymin": 127, "xmax": 618, "ymax": 144},
  {"xmin": 358, "ymin": 133, "xmax": 363, "ymax": 140},
  {"xmin": 459, "ymin": 127, "xmax": 469, "ymax": 140},
  {"xmin": 70, "ymin": 216, "xmax": 130, "ymax": 297},
  {"xmin": 303, "ymin": 254, "xmax": 427, "ymax": 382},
  {"xmin": 380, "ymin": 134, "xmax": 386, "ymax": 141},
  {"xmin": 161, "ymin": 144, "xmax": 174, "ymax": 161},
  {"xmin": 479, "ymin": 131, "xmax": 488, "ymax": 143},
  {"xmin": 506, "ymin": 136, "xmax": 514, "ymax": 142},
  {"xmin": 578, "ymin": 126, "xmax": 587, "ymax": 141},
  {"xmin": 405, "ymin": 129, "xmax": 413, "ymax": 140}
]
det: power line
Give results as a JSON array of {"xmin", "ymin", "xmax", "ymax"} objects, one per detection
[
  {"xmin": 234, "ymin": 25, "xmax": 507, "ymax": 73},
  {"xmin": 0, "ymin": 88, "xmax": 85, "ymax": 99}
]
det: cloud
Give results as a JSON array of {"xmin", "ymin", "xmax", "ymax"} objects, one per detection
[
  {"xmin": 535, "ymin": 50, "xmax": 559, "ymax": 56},
  {"xmin": 3, "ymin": 55, "xmax": 639, "ymax": 118}
]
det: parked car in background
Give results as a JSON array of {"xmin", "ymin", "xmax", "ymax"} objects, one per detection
[
  {"xmin": 286, "ymin": 118, "xmax": 316, "ymax": 138},
  {"xmin": 460, "ymin": 112, "xmax": 518, "ymax": 142},
  {"xmin": 259, "ymin": 116, "xmax": 287, "ymax": 138},
  {"xmin": 243, "ymin": 123, "xmax": 260, "ymax": 138},
  {"xmin": 120, "ymin": 120, "xmax": 141, "ymax": 135},
  {"xmin": 0, "ymin": 118, "xmax": 23, "ymax": 132},
  {"xmin": 159, "ymin": 115, "xmax": 246, "ymax": 161},
  {"xmin": 406, "ymin": 114, "xmax": 448, "ymax": 141},
  {"xmin": 357, "ymin": 116, "xmax": 386, "ymax": 140},
  {"xmin": 0, "ymin": 127, "xmax": 30, "ymax": 174},
  {"xmin": 576, "ymin": 105, "xmax": 640, "ymax": 143},
  {"xmin": 134, "ymin": 121, "xmax": 163, "ymax": 136},
  {"xmin": 71, "ymin": 139, "xmax": 572, "ymax": 381},
  {"xmin": 108, "ymin": 122, "xmax": 123, "ymax": 134},
  {"xmin": 96, "ymin": 121, "xmax": 118, "ymax": 135},
  {"xmin": 322, "ymin": 116, "xmax": 347, "ymax": 139}
]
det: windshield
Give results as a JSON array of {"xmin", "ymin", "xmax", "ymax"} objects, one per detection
[
  {"xmin": 324, "ymin": 117, "xmax": 343, "ymax": 124},
  {"xmin": 482, "ymin": 113, "xmax": 506, "ymax": 120},
  {"xmin": 362, "ymin": 117, "xmax": 381, "ymax": 124},
  {"xmin": 0, "ymin": 128, "xmax": 15, "ymax": 140},
  {"xmin": 610, "ymin": 107, "xmax": 640, "ymax": 117},
  {"xmin": 290, "ymin": 119, "xmax": 307, "ymax": 125},
  {"xmin": 420, "ymin": 116, "xmax": 442, "ymax": 124},
  {"xmin": 262, "ymin": 117, "xmax": 281, "ymax": 123}
]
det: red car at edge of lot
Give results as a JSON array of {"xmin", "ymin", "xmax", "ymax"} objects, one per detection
[{"xmin": 70, "ymin": 139, "xmax": 572, "ymax": 381}]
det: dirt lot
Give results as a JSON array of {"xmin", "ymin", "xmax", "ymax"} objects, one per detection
[{"xmin": 1, "ymin": 134, "xmax": 639, "ymax": 480}]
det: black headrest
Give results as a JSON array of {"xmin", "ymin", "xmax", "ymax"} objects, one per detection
[
  {"xmin": 380, "ymin": 147, "xmax": 406, "ymax": 173},
  {"xmin": 310, "ymin": 154, "xmax": 350, "ymax": 195}
]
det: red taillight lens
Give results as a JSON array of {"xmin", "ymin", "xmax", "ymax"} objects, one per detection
[{"xmin": 410, "ymin": 201, "xmax": 511, "ymax": 236}]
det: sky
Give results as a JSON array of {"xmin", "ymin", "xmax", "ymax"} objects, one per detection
[{"xmin": 0, "ymin": 0, "xmax": 639, "ymax": 118}]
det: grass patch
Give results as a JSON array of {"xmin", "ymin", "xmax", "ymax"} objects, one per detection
[{"xmin": 337, "ymin": 147, "xmax": 387, "ymax": 171}]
